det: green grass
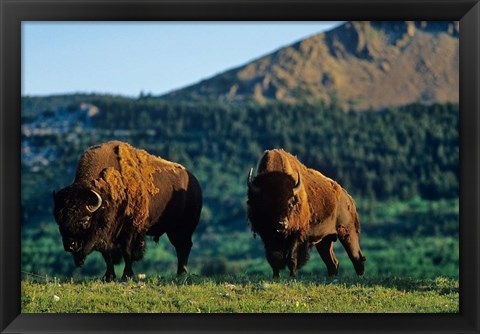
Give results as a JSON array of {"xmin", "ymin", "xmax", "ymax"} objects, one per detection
[{"xmin": 21, "ymin": 275, "xmax": 458, "ymax": 313}]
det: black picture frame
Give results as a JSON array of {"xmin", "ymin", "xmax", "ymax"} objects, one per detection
[{"xmin": 1, "ymin": 0, "xmax": 479, "ymax": 333}]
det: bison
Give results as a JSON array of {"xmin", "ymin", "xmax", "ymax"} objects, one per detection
[
  {"xmin": 247, "ymin": 149, "xmax": 366, "ymax": 278},
  {"xmin": 52, "ymin": 141, "xmax": 202, "ymax": 281}
]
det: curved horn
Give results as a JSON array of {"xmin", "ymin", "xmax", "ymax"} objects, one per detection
[
  {"xmin": 86, "ymin": 190, "xmax": 102, "ymax": 213},
  {"xmin": 293, "ymin": 171, "xmax": 302, "ymax": 195},
  {"xmin": 247, "ymin": 168, "xmax": 260, "ymax": 193}
]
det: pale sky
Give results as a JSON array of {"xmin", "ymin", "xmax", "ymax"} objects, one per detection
[{"xmin": 22, "ymin": 21, "xmax": 342, "ymax": 97}]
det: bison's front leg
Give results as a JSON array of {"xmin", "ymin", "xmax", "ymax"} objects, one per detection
[
  {"xmin": 121, "ymin": 251, "xmax": 135, "ymax": 280},
  {"xmin": 287, "ymin": 240, "xmax": 299, "ymax": 278},
  {"xmin": 337, "ymin": 225, "xmax": 366, "ymax": 276},
  {"xmin": 101, "ymin": 251, "xmax": 116, "ymax": 282},
  {"xmin": 265, "ymin": 248, "xmax": 283, "ymax": 278}
]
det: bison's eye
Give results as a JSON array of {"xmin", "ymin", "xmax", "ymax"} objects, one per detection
[{"xmin": 288, "ymin": 196, "xmax": 299, "ymax": 210}]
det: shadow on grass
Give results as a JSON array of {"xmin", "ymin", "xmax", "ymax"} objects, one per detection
[
  {"xmin": 22, "ymin": 271, "xmax": 458, "ymax": 295},
  {"xmin": 175, "ymin": 273, "xmax": 458, "ymax": 296}
]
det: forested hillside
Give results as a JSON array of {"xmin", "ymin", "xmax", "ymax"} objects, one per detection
[{"xmin": 21, "ymin": 95, "xmax": 459, "ymax": 279}]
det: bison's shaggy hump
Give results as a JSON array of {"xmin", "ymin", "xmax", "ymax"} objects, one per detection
[{"xmin": 77, "ymin": 141, "xmax": 185, "ymax": 234}]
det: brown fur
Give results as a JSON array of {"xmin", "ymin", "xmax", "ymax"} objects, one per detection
[
  {"xmin": 254, "ymin": 149, "xmax": 343, "ymax": 241},
  {"xmin": 83, "ymin": 142, "xmax": 185, "ymax": 234},
  {"xmin": 248, "ymin": 149, "xmax": 365, "ymax": 278},
  {"xmin": 53, "ymin": 141, "xmax": 202, "ymax": 281}
]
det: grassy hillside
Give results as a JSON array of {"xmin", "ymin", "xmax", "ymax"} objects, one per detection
[{"xmin": 21, "ymin": 275, "xmax": 458, "ymax": 313}]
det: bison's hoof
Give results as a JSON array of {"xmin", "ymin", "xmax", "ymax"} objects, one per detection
[
  {"xmin": 328, "ymin": 269, "xmax": 339, "ymax": 277},
  {"xmin": 121, "ymin": 274, "xmax": 135, "ymax": 282},
  {"xmin": 102, "ymin": 274, "xmax": 116, "ymax": 283},
  {"xmin": 175, "ymin": 273, "xmax": 188, "ymax": 285}
]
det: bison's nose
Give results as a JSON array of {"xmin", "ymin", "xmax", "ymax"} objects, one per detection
[
  {"xmin": 276, "ymin": 218, "xmax": 289, "ymax": 232},
  {"xmin": 67, "ymin": 240, "xmax": 80, "ymax": 252},
  {"xmin": 279, "ymin": 218, "xmax": 289, "ymax": 228}
]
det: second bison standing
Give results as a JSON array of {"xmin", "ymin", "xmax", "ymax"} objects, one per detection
[
  {"xmin": 247, "ymin": 149, "xmax": 366, "ymax": 278},
  {"xmin": 53, "ymin": 141, "xmax": 202, "ymax": 281}
]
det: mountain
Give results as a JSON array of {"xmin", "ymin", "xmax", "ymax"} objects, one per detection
[{"xmin": 162, "ymin": 21, "xmax": 459, "ymax": 111}]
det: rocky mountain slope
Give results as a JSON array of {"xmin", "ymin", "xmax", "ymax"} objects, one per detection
[{"xmin": 163, "ymin": 21, "xmax": 459, "ymax": 111}]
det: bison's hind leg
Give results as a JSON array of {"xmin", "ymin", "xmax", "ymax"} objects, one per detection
[
  {"xmin": 167, "ymin": 212, "xmax": 200, "ymax": 275},
  {"xmin": 337, "ymin": 225, "xmax": 366, "ymax": 276},
  {"xmin": 336, "ymin": 192, "xmax": 366, "ymax": 276},
  {"xmin": 166, "ymin": 186, "xmax": 202, "ymax": 276},
  {"xmin": 316, "ymin": 234, "xmax": 339, "ymax": 276},
  {"xmin": 167, "ymin": 228, "xmax": 193, "ymax": 275}
]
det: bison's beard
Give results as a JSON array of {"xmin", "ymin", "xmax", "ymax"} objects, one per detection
[{"xmin": 72, "ymin": 252, "xmax": 86, "ymax": 267}]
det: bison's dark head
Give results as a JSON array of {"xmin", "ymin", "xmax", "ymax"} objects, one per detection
[
  {"xmin": 52, "ymin": 185, "xmax": 103, "ymax": 267},
  {"xmin": 247, "ymin": 168, "xmax": 303, "ymax": 234}
]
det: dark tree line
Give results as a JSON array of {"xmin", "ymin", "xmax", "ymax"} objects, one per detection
[{"xmin": 87, "ymin": 98, "xmax": 458, "ymax": 199}]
